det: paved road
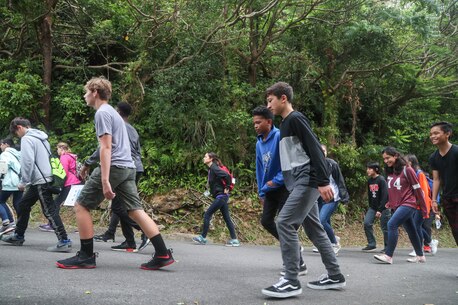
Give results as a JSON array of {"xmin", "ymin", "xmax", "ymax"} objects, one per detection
[{"xmin": 0, "ymin": 228, "xmax": 457, "ymax": 305}]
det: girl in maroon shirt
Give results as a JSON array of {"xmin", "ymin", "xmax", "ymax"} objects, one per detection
[{"xmin": 374, "ymin": 147, "xmax": 427, "ymax": 264}]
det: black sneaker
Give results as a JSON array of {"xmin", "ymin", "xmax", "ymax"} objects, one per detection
[
  {"xmin": 138, "ymin": 233, "xmax": 150, "ymax": 252},
  {"xmin": 140, "ymin": 249, "xmax": 175, "ymax": 270},
  {"xmin": 56, "ymin": 251, "xmax": 98, "ymax": 269},
  {"xmin": 1, "ymin": 233, "xmax": 25, "ymax": 246},
  {"xmin": 111, "ymin": 241, "xmax": 137, "ymax": 252},
  {"xmin": 362, "ymin": 245, "xmax": 377, "ymax": 252},
  {"xmin": 307, "ymin": 273, "xmax": 346, "ymax": 290},
  {"xmin": 280, "ymin": 263, "xmax": 308, "ymax": 276},
  {"xmin": 94, "ymin": 232, "xmax": 115, "ymax": 242},
  {"xmin": 262, "ymin": 277, "xmax": 302, "ymax": 298}
]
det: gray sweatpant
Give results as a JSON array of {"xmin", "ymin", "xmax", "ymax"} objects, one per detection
[{"xmin": 276, "ymin": 184, "xmax": 341, "ymax": 280}]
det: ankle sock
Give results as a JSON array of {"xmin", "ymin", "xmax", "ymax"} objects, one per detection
[
  {"xmin": 150, "ymin": 234, "xmax": 168, "ymax": 257},
  {"xmin": 80, "ymin": 238, "xmax": 94, "ymax": 257}
]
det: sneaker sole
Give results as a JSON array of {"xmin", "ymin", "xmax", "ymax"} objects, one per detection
[
  {"xmin": 2, "ymin": 241, "xmax": 24, "ymax": 246},
  {"xmin": 225, "ymin": 244, "xmax": 240, "ymax": 247},
  {"xmin": 306, "ymin": 282, "xmax": 346, "ymax": 290},
  {"xmin": 374, "ymin": 256, "xmax": 392, "ymax": 264},
  {"xmin": 363, "ymin": 248, "xmax": 378, "ymax": 252},
  {"xmin": 0, "ymin": 227, "xmax": 15, "ymax": 236},
  {"xmin": 192, "ymin": 240, "xmax": 207, "ymax": 245},
  {"xmin": 56, "ymin": 262, "xmax": 96, "ymax": 269},
  {"xmin": 94, "ymin": 239, "xmax": 115, "ymax": 243},
  {"xmin": 138, "ymin": 241, "xmax": 151, "ymax": 252},
  {"xmin": 261, "ymin": 288, "xmax": 302, "ymax": 298},
  {"xmin": 140, "ymin": 259, "xmax": 175, "ymax": 270},
  {"xmin": 111, "ymin": 248, "xmax": 138, "ymax": 253}
]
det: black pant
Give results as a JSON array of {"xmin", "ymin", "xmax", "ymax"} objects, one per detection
[
  {"xmin": 16, "ymin": 183, "xmax": 68, "ymax": 241},
  {"xmin": 106, "ymin": 172, "xmax": 142, "ymax": 244},
  {"xmin": 261, "ymin": 186, "xmax": 290, "ymax": 240}
]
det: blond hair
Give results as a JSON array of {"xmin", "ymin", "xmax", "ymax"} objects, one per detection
[
  {"xmin": 57, "ymin": 142, "xmax": 72, "ymax": 153},
  {"xmin": 84, "ymin": 77, "xmax": 112, "ymax": 100}
]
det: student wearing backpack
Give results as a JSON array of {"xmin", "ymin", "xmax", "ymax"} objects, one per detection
[
  {"xmin": 373, "ymin": 147, "xmax": 427, "ymax": 264},
  {"xmin": 2, "ymin": 118, "xmax": 72, "ymax": 252},
  {"xmin": 192, "ymin": 152, "xmax": 240, "ymax": 247},
  {"xmin": 0, "ymin": 138, "xmax": 22, "ymax": 236},
  {"xmin": 405, "ymin": 154, "xmax": 439, "ymax": 256}
]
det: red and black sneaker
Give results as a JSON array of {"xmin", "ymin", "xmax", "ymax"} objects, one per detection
[
  {"xmin": 111, "ymin": 241, "xmax": 137, "ymax": 252},
  {"xmin": 140, "ymin": 249, "xmax": 175, "ymax": 270},
  {"xmin": 56, "ymin": 251, "xmax": 97, "ymax": 269}
]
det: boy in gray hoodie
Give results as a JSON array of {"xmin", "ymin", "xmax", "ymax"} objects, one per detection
[{"xmin": 1, "ymin": 118, "xmax": 71, "ymax": 252}]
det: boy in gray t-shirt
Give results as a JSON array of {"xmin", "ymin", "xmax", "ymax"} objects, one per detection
[{"xmin": 57, "ymin": 77, "xmax": 174, "ymax": 270}]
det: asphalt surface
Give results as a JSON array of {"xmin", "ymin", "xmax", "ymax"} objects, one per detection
[{"xmin": 0, "ymin": 228, "xmax": 457, "ymax": 305}]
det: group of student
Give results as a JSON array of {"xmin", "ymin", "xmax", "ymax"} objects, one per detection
[{"xmin": 1, "ymin": 79, "xmax": 457, "ymax": 300}]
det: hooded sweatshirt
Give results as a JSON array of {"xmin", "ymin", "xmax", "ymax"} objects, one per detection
[
  {"xmin": 0, "ymin": 147, "xmax": 21, "ymax": 191},
  {"xmin": 255, "ymin": 126, "xmax": 284, "ymax": 198},
  {"xmin": 20, "ymin": 128, "xmax": 52, "ymax": 186}
]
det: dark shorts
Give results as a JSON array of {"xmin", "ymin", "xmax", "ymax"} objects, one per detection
[{"xmin": 77, "ymin": 166, "xmax": 142, "ymax": 211}]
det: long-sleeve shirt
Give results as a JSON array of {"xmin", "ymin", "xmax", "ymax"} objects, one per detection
[
  {"xmin": 367, "ymin": 175, "xmax": 388, "ymax": 212},
  {"xmin": 279, "ymin": 111, "xmax": 330, "ymax": 191},
  {"xmin": 386, "ymin": 166, "xmax": 427, "ymax": 217}
]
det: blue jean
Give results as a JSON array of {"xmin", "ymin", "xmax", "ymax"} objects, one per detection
[
  {"xmin": 201, "ymin": 195, "xmax": 237, "ymax": 239},
  {"xmin": 0, "ymin": 191, "xmax": 23, "ymax": 223},
  {"xmin": 364, "ymin": 208, "xmax": 391, "ymax": 248},
  {"xmin": 411, "ymin": 209, "xmax": 425, "ymax": 247},
  {"xmin": 385, "ymin": 205, "xmax": 423, "ymax": 257},
  {"xmin": 318, "ymin": 199, "xmax": 339, "ymax": 244}
]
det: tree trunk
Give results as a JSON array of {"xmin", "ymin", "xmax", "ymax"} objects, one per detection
[{"xmin": 37, "ymin": 0, "xmax": 58, "ymax": 127}]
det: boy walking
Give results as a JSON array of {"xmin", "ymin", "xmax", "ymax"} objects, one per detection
[
  {"xmin": 429, "ymin": 121, "xmax": 458, "ymax": 245},
  {"xmin": 363, "ymin": 162, "xmax": 390, "ymax": 252},
  {"xmin": 262, "ymin": 82, "xmax": 345, "ymax": 299},
  {"xmin": 252, "ymin": 106, "xmax": 307, "ymax": 276},
  {"xmin": 56, "ymin": 77, "xmax": 174, "ymax": 269},
  {"xmin": 2, "ymin": 118, "xmax": 71, "ymax": 252}
]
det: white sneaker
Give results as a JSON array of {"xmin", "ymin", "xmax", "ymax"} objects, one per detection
[
  {"xmin": 430, "ymin": 239, "xmax": 439, "ymax": 255},
  {"xmin": 374, "ymin": 254, "xmax": 393, "ymax": 264},
  {"xmin": 335, "ymin": 236, "xmax": 340, "ymax": 244},
  {"xmin": 408, "ymin": 250, "xmax": 416, "ymax": 257},
  {"xmin": 312, "ymin": 247, "xmax": 319, "ymax": 253},
  {"xmin": 407, "ymin": 256, "xmax": 426, "ymax": 263},
  {"xmin": 332, "ymin": 243, "xmax": 341, "ymax": 255}
]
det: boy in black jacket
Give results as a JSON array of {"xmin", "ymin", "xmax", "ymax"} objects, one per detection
[
  {"xmin": 261, "ymin": 82, "xmax": 345, "ymax": 299},
  {"xmin": 363, "ymin": 162, "xmax": 390, "ymax": 252}
]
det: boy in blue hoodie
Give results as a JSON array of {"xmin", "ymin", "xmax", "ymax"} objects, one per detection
[{"xmin": 253, "ymin": 106, "xmax": 306, "ymax": 275}]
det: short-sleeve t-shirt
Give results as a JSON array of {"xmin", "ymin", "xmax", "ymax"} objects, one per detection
[
  {"xmin": 95, "ymin": 104, "xmax": 135, "ymax": 168},
  {"xmin": 429, "ymin": 144, "xmax": 458, "ymax": 199}
]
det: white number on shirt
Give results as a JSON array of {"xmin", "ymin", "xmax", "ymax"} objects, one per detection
[{"xmin": 387, "ymin": 177, "xmax": 402, "ymax": 190}]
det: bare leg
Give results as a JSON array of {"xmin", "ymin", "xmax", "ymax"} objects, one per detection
[
  {"xmin": 128, "ymin": 210, "xmax": 159, "ymax": 238},
  {"xmin": 74, "ymin": 203, "xmax": 94, "ymax": 239}
]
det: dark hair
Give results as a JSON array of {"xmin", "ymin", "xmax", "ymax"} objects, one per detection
[
  {"xmin": 207, "ymin": 152, "xmax": 223, "ymax": 167},
  {"xmin": 381, "ymin": 146, "xmax": 407, "ymax": 175},
  {"xmin": 431, "ymin": 121, "xmax": 453, "ymax": 135},
  {"xmin": 366, "ymin": 161, "xmax": 380, "ymax": 174},
  {"xmin": 117, "ymin": 101, "xmax": 132, "ymax": 118},
  {"xmin": 405, "ymin": 154, "xmax": 420, "ymax": 170},
  {"xmin": 265, "ymin": 82, "xmax": 294, "ymax": 103},
  {"xmin": 1, "ymin": 138, "xmax": 14, "ymax": 147},
  {"xmin": 252, "ymin": 105, "xmax": 274, "ymax": 120},
  {"xmin": 9, "ymin": 117, "xmax": 31, "ymax": 134}
]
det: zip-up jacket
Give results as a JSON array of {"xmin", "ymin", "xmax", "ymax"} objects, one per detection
[
  {"xmin": 327, "ymin": 157, "xmax": 349, "ymax": 203},
  {"xmin": 256, "ymin": 126, "xmax": 284, "ymax": 198},
  {"xmin": 207, "ymin": 162, "xmax": 231, "ymax": 198},
  {"xmin": 0, "ymin": 147, "xmax": 21, "ymax": 191}
]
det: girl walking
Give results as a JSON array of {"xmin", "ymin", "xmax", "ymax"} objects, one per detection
[
  {"xmin": 374, "ymin": 147, "xmax": 428, "ymax": 264},
  {"xmin": 193, "ymin": 152, "xmax": 240, "ymax": 246}
]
